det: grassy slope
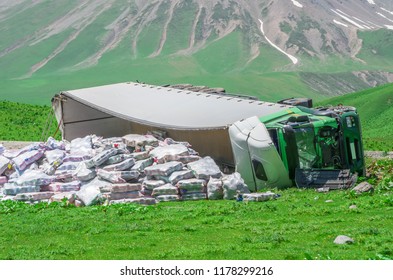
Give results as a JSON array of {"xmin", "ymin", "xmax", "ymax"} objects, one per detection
[
  {"xmin": 1, "ymin": 186, "xmax": 392, "ymax": 260},
  {"xmin": 319, "ymin": 83, "xmax": 393, "ymax": 151}
]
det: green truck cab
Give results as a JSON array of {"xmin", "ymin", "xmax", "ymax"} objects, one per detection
[{"xmin": 229, "ymin": 104, "xmax": 364, "ymax": 191}]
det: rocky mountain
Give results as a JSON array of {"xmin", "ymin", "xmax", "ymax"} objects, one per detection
[{"xmin": 1, "ymin": 0, "xmax": 393, "ymax": 102}]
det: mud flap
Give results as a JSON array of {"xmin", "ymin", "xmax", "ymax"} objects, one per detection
[{"xmin": 295, "ymin": 168, "xmax": 357, "ymax": 190}]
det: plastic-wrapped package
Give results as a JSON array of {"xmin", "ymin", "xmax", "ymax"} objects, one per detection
[
  {"xmin": 92, "ymin": 148, "xmax": 118, "ymax": 167},
  {"xmin": 12, "ymin": 149, "xmax": 45, "ymax": 171},
  {"xmin": 144, "ymin": 161, "xmax": 183, "ymax": 177},
  {"xmin": 222, "ymin": 172, "xmax": 250, "ymax": 200},
  {"xmin": 243, "ymin": 192, "xmax": 276, "ymax": 202},
  {"xmin": 3, "ymin": 143, "xmax": 45, "ymax": 159},
  {"xmin": 131, "ymin": 151, "xmax": 150, "ymax": 161},
  {"xmin": 207, "ymin": 177, "xmax": 224, "ymax": 200},
  {"xmin": 0, "ymin": 156, "xmax": 10, "ymax": 175},
  {"xmin": 46, "ymin": 137, "xmax": 66, "ymax": 150},
  {"xmin": 152, "ymin": 183, "xmax": 178, "ymax": 197},
  {"xmin": 164, "ymin": 138, "xmax": 191, "ymax": 147},
  {"xmin": 109, "ymin": 191, "xmax": 142, "ymax": 200},
  {"xmin": 15, "ymin": 169, "xmax": 55, "ymax": 186},
  {"xmin": 142, "ymin": 180, "xmax": 166, "ymax": 191},
  {"xmin": 187, "ymin": 156, "xmax": 222, "ymax": 180},
  {"xmin": 0, "ymin": 176, "xmax": 8, "ymax": 185},
  {"xmin": 97, "ymin": 169, "xmax": 139, "ymax": 183},
  {"xmin": 43, "ymin": 181, "xmax": 81, "ymax": 192},
  {"xmin": 178, "ymin": 155, "xmax": 201, "ymax": 164},
  {"xmin": 168, "ymin": 169, "xmax": 194, "ymax": 185},
  {"xmin": 69, "ymin": 135, "xmax": 94, "ymax": 156},
  {"xmin": 3, "ymin": 184, "xmax": 40, "ymax": 195},
  {"xmin": 45, "ymin": 149, "xmax": 66, "ymax": 165},
  {"xmin": 149, "ymin": 144, "xmax": 189, "ymax": 163},
  {"xmin": 181, "ymin": 193, "xmax": 206, "ymax": 201},
  {"xmin": 131, "ymin": 158, "xmax": 154, "ymax": 172},
  {"xmin": 155, "ymin": 195, "xmax": 179, "ymax": 202},
  {"xmin": 63, "ymin": 154, "xmax": 92, "ymax": 163},
  {"xmin": 50, "ymin": 192, "xmax": 76, "ymax": 203},
  {"xmin": 76, "ymin": 182, "xmax": 102, "ymax": 206},
  {"xmin": 14, "ymin": 191, "xmax": 54, "ymax": 202},
  {"xmin": 104, "ymin": 154, "xmax": 132, "ymax": 165},
  {"xmin": 103, "ymin": 158, "xmax": 135, "ymax": 171},
  {"xmin": 110, "ymin": 197, "xmax": 157, "ymax": 205},
  {"xmin": 177, "ymin": 178, "xmax": 206, "ymax": 195},
  {"xmin": 73, "ymin": 162, "xmax": 96, "ymax": 182},
  {"xmin": 122, "ymin": 134, "xmax": 159, "ymax": 148},
  {"xmin": 111, "ymin": 183, "xmax": 142, "ymax": 193},
  {"xmin": 57, "ymin": 162, "xmax": 80, "ymax": 172}
]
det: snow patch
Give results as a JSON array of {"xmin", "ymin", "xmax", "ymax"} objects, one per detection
[
  {"xmin": 258, "ymin": 19, "xmax": 298, "ymax": 65},
  {"xmin": 332, "ymin": 9, "xmax": 365, "ymax": 29},
  {"xmin": 291, "ymin": 0, "xmax": 303, "ymax": 8},
  {"xmin": 377, "ymin": 12, "xmax": 393, "ymax": 23},
  {"xmin": 385, "ymin": 25, "xmax": 393, "ymax": 30},
  {"xmin": 333, "ymin": 20, "xmax": 348, "ymax": 28},
  {"xmin": 381, "ymin": 7, "xmax": 393, "ymax": 16},
  {"xmin": 367, "ymin": 0, "xmax": 375, "ymax": 5}
]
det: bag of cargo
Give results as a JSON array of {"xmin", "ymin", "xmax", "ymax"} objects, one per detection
[
  {"xmin": 104, "ymin": 154, "xmax": 132, "ymax": 165},
  {"xmin": 168, "ymin": 169, "xmax": 194, "ymax": 185},
  {"xmin": 44, "ymin": 149, "xmax": 66, "ymax": 165},
  {"xmin": 207, "ymin": 177, "xmax": 224, "ymax": 200},
  {"xmin": 122, "ymin": 134, "xmax": 159, "ymax": 148},
  {"xmin": 109, "ymin": 191, "xmax": 142, "ymax": 200},
  {"xmin": 91, "ymin": 148, "xmax": 118, "ymax": 167},
  {"xmin": 14, "ymin": 191, "xmax": 54, "ymax": 202},
  {"xmin": 110, "ymin": 197, "xmax": 157, "ymax": 205},
  {"xmin": 45, "ymin": 137, "xmax": 66, "ymax": 150},
  {"xmin": 0, "ymin": 156, "xmax": 10, "ymax": 175},
  {"xmin": 73, "ymin": 162, "xmax": 96, "ymax": 182},
  {"xmin": 15, "ymin": 169, "xmax": 55, "ymax": 186},
  {"xmin": 155, "ymin": 195, "xmax": 179, "ymax": 202},
  {"xmin": 111, "ymin": 183, "xmax": 142, "ymax": 193},
  {"xmin": 187, "ymin": 157, "xmax": 222, "ymax": 180},
  {"xmin": 2, "ymin": 183, "xmax": 40, "ymax": 195},
  {"xmin": 243, "ymin": 192, "xmax": 276, "ymax": 202},
  {"xmin": 50, "ymin": 192, "xmax": 76, "ymax": 204},
  {"xmin": 222, "ymin": 172, "xmax": 250, "ymax": 200},
  {"xmin": 69, "ymin": 135, "xmax": 94, "ymax": 157},
  {"xmin": 103, "ymin": 158, "xmax": 135, "ymax": 171},
  {"xmin": 142, "ymin": 179, "xmax": 166, "ymax": 190},
  {"xmin": 152, "ymin": 183, "xmax": 178, "ymax": 196},
  {"xmin": 177, "ymin": 178, "xmax": 206, "ymax": 195},
  {"xmin": 149, "ymin": 144, "xmax": 189, "ymax": 163},
  {"xmin": 97, "ymin": 169, "xmax": 139, "ymax": 183},
  {"xmin": 144, "ymin": 161, "xmax": 183, "ymax": 177},
  {"xmin": 131, "ymin": 151, "xmax": 150, "ymax": 161},
  {"xmin": 76, "ymin": 183, "xmax": 102, "ymax": 206},
  {"xmin": 181, "ymin": 192, "xmax": 206, "ymax": 201},
  {"xmin": 43, "ymin": 181, "xmax": 81, "ymax": 192},
  {"xmin": 12, "ymin": 149, "xmax": 45, "ymax": 171},
  {"xmin": 131, "ymin": 157, "xmax": 154, "ymax": 172}
]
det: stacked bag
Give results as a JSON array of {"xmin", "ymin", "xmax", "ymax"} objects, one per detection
[{"xmin": 0, "ymin": 133, "xmax": 276, "ymax": 207}]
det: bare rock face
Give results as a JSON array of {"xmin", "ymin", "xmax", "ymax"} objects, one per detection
[{"xmin": 334, "ymin": 235, "xmax": 354, "ymax": 245}]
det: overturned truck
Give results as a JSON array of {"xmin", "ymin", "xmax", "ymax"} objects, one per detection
[{"xmin": 52, "ymin": 82, "xmax": 365, "ymax": 191}]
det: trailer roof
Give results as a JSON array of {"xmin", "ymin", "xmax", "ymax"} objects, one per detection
[{"xmin": 61, "ymin": 82, "xmax": 293, "ymax": 130}]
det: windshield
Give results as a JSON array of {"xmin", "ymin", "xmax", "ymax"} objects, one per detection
[{"xmin": 294, "ymin": 127, "xmax": 317, "ymax": 169}]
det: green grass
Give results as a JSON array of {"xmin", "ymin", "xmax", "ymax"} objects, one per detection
[
  {"xmin": 319, "ymin": 82, "xmax": 393, "ymax": 151},
  {"xmin": 1, "ymin": 182, "xmax": 392, "ymax": 260},
  {"xmin": 0, "ymin": 100, "xmax": 57, "ymax": 141}
]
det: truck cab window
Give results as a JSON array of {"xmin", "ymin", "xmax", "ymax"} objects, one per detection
[
  {"xmin": 294, "ymin": 127, "xmax": 318, "ymax": 169},
  {"xmin": 252, "ymin": 159, "xmax": 268, "ymax": 181}
]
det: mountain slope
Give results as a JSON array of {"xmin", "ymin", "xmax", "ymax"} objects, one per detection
[{"xmin": 1, "ymin": 0, "xmax": 393, "ymax": 103}]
